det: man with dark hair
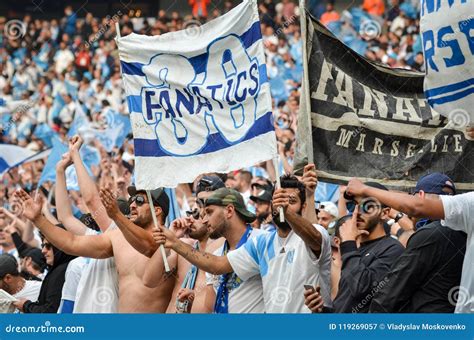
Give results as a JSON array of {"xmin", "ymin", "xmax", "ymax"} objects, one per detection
[
  {"xmin": 346, "ymin": 177, "xmax": 473, "ymax": 313},
  {"xmin": 346, "ymin": 174, "xmax": 466, "ymax": 313},
  {"xmin": 333, "ymin": 182, "xmax": 404, "ymax": 313},
  {"xmin": 20, "ymin": 248, "xmax": 46, "ymax": 281},
  {"xmin": 250, "ymin": 186, "xmax": 276, "ymax": 232},
  {"xmin": 155, "ymin": 188, "xmax": 267, "ymax": 313},
  {"xmin": 155, "ymin": 175, "xmax": 332, "ymax": 313},
  {"xmin": 235, "ymin": 170, "xmax": 253, "ymax": 205},
  {"xmin": 14, "ymin": 187, "xmax": 175, "ymax": 313},
  {"xmin": 0, "ymin": 254, "xmax": 41, "ymax": 305},
  {"xmin": 140, "ymin": 175, "xmax": 225, "ymax": 313}
]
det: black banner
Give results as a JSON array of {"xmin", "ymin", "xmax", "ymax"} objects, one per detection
[{"xmin": 295, "ymin": 17, "xmax": 474, "ymax": 191}]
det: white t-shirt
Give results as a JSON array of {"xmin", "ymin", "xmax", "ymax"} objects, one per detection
[
  {"xmin": 227, "ymin": 224, "xmax": 332, "ymax": 313},
  {"xmin": 73, "ymin": 224, "xmax": 119, "ymax": 313},
  {"xmin": 57, "ymin": 257, "xmax": 86, "ymax": 312},
  {"xmin": 14, "ymin": 280, "xmax": 41, "ymax": 302},
  {"xmin": 206, "ymin": 228, "xmax": 267, "ymax": 313},
  {"xmin": 441, "ymin": 192, "xmax": 474, "ymax": 313}
]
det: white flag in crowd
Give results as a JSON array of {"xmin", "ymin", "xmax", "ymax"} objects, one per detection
[{"xmin": 117, "ymin": 0, "xmax": 276, "ymax": 189}]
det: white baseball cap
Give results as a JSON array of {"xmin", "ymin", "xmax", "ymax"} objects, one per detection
[{"xmin": 318, "ymin": 201, "xmax": 339, "ymax": 219}]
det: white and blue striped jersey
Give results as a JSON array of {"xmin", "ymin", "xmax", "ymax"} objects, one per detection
[{"xmin": 227, "ymin": 224, "xmax": 331, "ymax": 313}]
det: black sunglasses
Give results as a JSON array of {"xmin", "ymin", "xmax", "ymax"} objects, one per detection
[
  {"xmin": 196, "ymin": 198, "xmax": 207, "ymax": 208},
  {"xmin": 186, "ymin": 208, "xmax": 201, "ymax": 220},
  {"xmin": 128, "ymin": 195, "xmax": 147, "ymax": 206},
  {"xmin": 196, "ymin": 178, "xmax": 213, "ymax": 192},
  {"xmin": 41, "ymin": 243, "xmax": 52, "ymax": 250}
]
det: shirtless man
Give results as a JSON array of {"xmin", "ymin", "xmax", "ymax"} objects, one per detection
[
  {"xmin": 144, "ymin": 214, "xmax": 222, "ymax": 313},
  {"xmin": 14, "ymin": 188, "xmax": 174, "ymax": 313},
  {"xmin": 116, "ymin": 175, "xmax": 225, "ymax": 313}
]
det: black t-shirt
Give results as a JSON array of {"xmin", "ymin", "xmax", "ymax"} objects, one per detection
[
  {"xmin": 370, "ymin": 221, "xmax": 466, "ymax": 313},
  {"xmin": 333, "ymin": 235, "xmax": 404, "ymax": 313}
]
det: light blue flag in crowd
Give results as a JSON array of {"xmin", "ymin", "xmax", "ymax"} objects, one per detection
[
  {"xmin": 50, "ymin": 93, "xmax": 65, "ymax": 119},
  {"xmin": 315, "ymin": 181, "xmax": 340, "ymax": 204},
  {"xmin": 34, "ymin": 123, "xmax": 56, "ymax": 148},
  {"xmin": 0, "ymin": 145, "xmax": 36, "ymax": 177},
  {"xmin": 65, "ymin": 80, "xmax": 79, "ymax": 100},
  {"xmin": 420, "ymin": 0, "xmax": 474, "ymax": 124},
  {"xmin": 117, "ymin": 0, "xmax": 276, "ymax": 189},
  {"xmin": 38, "ymin": 136, "xmax": 68, "ymax": 186},
  {"xmin": 38, "ymin": 136, "xmax": 99, "ymax": 190},
  {"xmin": 95, "ymin": 108, "xmax": 132, "ymax": 152},
  {"xmin": 67, "ymin": 102, "xmax": 89, "ymax": 138},
  {"xmin": 164, "ymin": 188, "xmax": 181, "ymax": 226}
]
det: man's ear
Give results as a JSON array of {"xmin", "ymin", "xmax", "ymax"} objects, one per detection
[
  {"xmin": 417, "ymin": 190, "xmax": 425, "ymax": 199},
  {"xmin": 154, "ymin": 206, "xmax": 163, "ymax": 219},
  {"xmin": 3, "ymin": 274, "xmax": 13, "ymax": 283},
  {"xmin": 226, "ymin": 205, "xmax": 235, "ymax": 219},
  {"xmin": 381, "ymin": 206, "xmax": 391, "ymax": 220}
]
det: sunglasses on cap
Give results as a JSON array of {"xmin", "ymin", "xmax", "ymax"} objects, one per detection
[
  {"xmin": 197, "ymin": 178, "xmax": 214, "ymax": 192},
  {"xmin": 128, "ymin": 195, "xmax": 148, "ymax": 207},
  {"xmin": 196, "ymin": 197, "xmax": 207, "ymax": 208},
  {"xmin": 41, "ymin": 243, "xmax": 53, "ymax": 250}
]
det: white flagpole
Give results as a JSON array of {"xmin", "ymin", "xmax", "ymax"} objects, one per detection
[
  {"xmin": 147, "ymin": 190, "xmax": 171, "ymax": 273},
  {"xmin": 272, "ymin": 157, "xmax": 285, "ymax": 222},
  {"xmin": 299, "ymin": 0, "xmax": 314, "ymax": 165},
  {"xmin": 115, "ymin": 22, "xmax": 121, "ymax": 39},
  {"xmin": 115, "ymin": 22, "xmax": 170, "ymax": 272}
]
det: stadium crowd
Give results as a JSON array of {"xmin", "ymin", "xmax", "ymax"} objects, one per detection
[{"xmin": 0, "ymin": 0, "xmax": 472, "ymax": 315}]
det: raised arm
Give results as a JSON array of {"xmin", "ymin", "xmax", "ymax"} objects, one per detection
[
  {"xmin": 301, "ymin": 164, "xmax": 318, "ymax": 224},
  {"xmin": 55, "ymin": 152, "xmax": 87, "ymax": 235},
  {"xmin": 346, "ymin": 178, "xmax": 445, "ymax": 219},
  {"xmin": 0, "ymin": 207, "xmax": 35, "ymax": 246},
  {"xmin": 273, "ymin": 188, "xmax": 323, "ymax": 258},
  {"xmin": 14, "ymin": 189, "xmax": 113, "ymax": 259},
  {"xmin": 155, "ymin": 226, "xmax": 232, "ymax": 275},
  {"xmin": 69, "ymin": 135, "xmax": 112, "ymax": 231},
  {"xmin": 99, "ymin": 188, "xmax": 158, "ymax": 257}
]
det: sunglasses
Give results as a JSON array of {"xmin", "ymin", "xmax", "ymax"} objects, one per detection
[
  {"xmin": 128, "ymin": 195, "xmax": 147, "ymax": 206},
  {"xmin": 346, "ymin": 198, "xmax": 381, "ymax": 214},
  {"xmin": 196, "ymin": 198, "xmax": 207, "ymax": 208},
  {"xmin": 186, "ymin": 208, "xmax": 200, "ymax": 220},
  {"xmin": 41, "ymin": 243, "xmax": 52, "ymax": 250}
]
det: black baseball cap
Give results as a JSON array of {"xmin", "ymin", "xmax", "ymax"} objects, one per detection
[
  {"xmin": 250, "ymin": 188, "xmax": 273, "ymax": 203},
  {"xmin": 23, "ymin": 248, "xmax": 47, "ymax": 272},
  {"xmin": 127, "ymin": 186, "xmax": 170, "ymax": 220},
  {"xmin": 196, "ymin": 175, "xmax": 226, "ymax": 194},
  {"xmin": 0, "ymin": 254, "xmax": 19, "ymax": 278}
]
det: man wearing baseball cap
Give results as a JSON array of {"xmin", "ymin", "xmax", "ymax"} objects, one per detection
[
  {"xmin": 143, "ymin": 175, "xmax": 226, "ymax": 314},
  {"xmin": 154, "ymin": 187, "xmax": 266, "ymax": 313},
  {"xmin": 0, "ymin": 254, "xmax": 41, "ymax": 304},
  {"xmin": 369, "ymin": 173, "xmax": 466, "ymax": 312},
  {"xmin": 14, "ymin": 186, "xmax": 176, "ymax": 313},
  {"xmin": 156, "ymin": 174, "xmax": 332, "ymax": 313},
  {"xmin": 346, "ymin": 173, "xmax": 470, "ymax": 313},
  {"xmin": 250, "ymin": 187, "xmax": 276, "ymax": 232},
  {"xmin": 316, "ymin": 201, "xmax": 339, "ymax": 234}
]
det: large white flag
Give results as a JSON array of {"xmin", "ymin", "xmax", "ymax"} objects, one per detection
[
  {"xmin": 421, "ymin": 0, "xmax": 474, "ymax": 126},
  {"xmin": 117, "ymin": 0, "xmax": 276, "ymax": 189}
]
